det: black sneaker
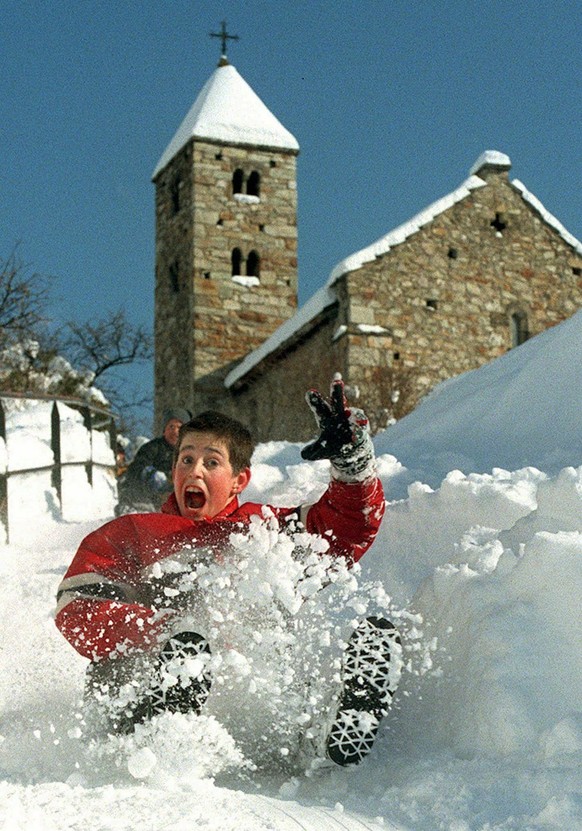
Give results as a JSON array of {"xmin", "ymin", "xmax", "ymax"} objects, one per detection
[
  {"xmin": 139, "ymin": 631, "xmax": 212, "ymax": 720},
  {"xmin": 326, "ymin": 616, "xmax": 401, "ymax": 767}
]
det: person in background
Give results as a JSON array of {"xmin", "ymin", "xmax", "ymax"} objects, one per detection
[{"xmin": 116, "ymin": 407, "xmax": 191, "ymax": 514}]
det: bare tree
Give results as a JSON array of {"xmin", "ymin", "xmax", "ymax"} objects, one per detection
[
  {"xmin": 0, "ymin": 246, "xmax": 154, "ymax": 437},
  {"xmin": 0, "ymin": 245, "xmax": 51, "ymax": 346},
  {"xmin": 62, "ymin": 309, "xmax": 154, "ymax": 434},
  {"xmin": 63, "ymin": 309, "xmax": 153, "ymax": 383}
]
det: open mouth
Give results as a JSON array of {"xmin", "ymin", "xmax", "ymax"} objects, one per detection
[{"xmin": 184, "ymin": 487, "xmax": 206, "ymax": 511}]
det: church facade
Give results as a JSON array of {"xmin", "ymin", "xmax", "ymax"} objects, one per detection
[{"xmin": 153, "ymin": 60, "xmax": 582, "ymax": 442}]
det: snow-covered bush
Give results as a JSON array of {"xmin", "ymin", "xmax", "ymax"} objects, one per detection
[{"xmin": 0, "ymin": 338, "xmax": 107, "ymax": 408}]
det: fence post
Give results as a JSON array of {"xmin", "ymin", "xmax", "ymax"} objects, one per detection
[
  {"xmin": 51, "ymin": 402, "xmax": 62, "ymax": 509},
  {"xmin": 109, "ymin": 416, "xmax": 117, "ymax": 461},
  {"xmin": 0, "ymin": 400, "xmax": 8, "ymax": 544},
  {"xmin": 80, "ymin": 405, "xmax": 93, "ymax": 485}
]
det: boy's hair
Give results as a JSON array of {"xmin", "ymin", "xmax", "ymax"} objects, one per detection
[{"xmin": 173, "ymin": 411, "xmax": 255, "ymax": 473}]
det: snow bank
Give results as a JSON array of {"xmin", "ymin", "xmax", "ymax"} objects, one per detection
[
  {"xmin": 3, "ymin": 312, "xmax": 582, "ymax": 828},
  {"xmin": 3, "ymin": 451, "xmax": 582, "ymax": 829},
  {"xmin": 376, "ymin": 308, "xmax": 582, "ymax": 491},
  {"xmin": 398, "ymin": 512, "xmax": 582, "ymax": 759}
]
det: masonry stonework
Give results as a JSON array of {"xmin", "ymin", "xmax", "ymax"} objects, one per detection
[
  {"xmin": 226, "ymin": 308, "xmax": 345, "ymax": 442},
  {"xmin": 154, "ymin": 137, "xmax": 298, "ymax": 427},
  {"xmin": 222, "ymin": 162, "xmax": 582, "ymax": 441},
  {"xmin": 153, "ymin": 66, "xmax": 582, "ymax": 445}
]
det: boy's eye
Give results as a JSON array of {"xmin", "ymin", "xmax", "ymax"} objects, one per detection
[{"xmin": 205, "ymin": 458, "xmax": 220, "ymax": 469}]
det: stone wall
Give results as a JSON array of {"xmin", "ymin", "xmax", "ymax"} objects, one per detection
[
  {"xmin": 224, "ymin": 165, "xmax": 582, "ymax": 441},
  {"xmin": 154, "ymin": 144, "xmax": 195, "ymax": 419},
  {"xmin": 154, "ymin": 138, "xmax": 299, "ymax": 428},
  {"xmin": 154, "ymin": 143, "xmax": 582, "ymax": 444},
  {"xmin": 347, "ymin": 166, "xmax": 582, "ymax": 418},
  {"xmin": 224, "ymin": 306, "xmax": 346, "ymax": 443}
]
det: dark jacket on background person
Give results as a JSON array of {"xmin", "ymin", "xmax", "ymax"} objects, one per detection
[
  {"xmin": 116, "ymin": 407, "xmax": 191, "ymax": 513},
  {"xmin": 116, "ymin": 435, "xmax": 175, "ymax": 513}
]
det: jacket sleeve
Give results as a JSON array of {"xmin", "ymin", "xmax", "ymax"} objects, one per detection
[
  {"xmin": 279, "ymin": 476, "xmax": 385, "ymax": 564},
  {"xmin": 123, "ymin": 440, "xmax": 158, "ymax": 481},
  {"xmin": 119, "ymin": 439, "xmax": 164, "ymax": 498},
  {"xmin": 54, "ymin": 517, "xmax": 171, "ymax": 660}
]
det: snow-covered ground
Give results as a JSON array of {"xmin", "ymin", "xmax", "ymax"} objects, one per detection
[{"xmin": 3, "ymin": 312, "xmax": 582, "ymax": 830}]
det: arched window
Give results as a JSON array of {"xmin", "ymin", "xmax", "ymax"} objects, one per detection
[
  {"xmin": 510, "ymin": 311, "xmax": 528, "ymax": 347},
  {"xmin": 170, "ymin": 176, "xmax": 181, "ymax": 214},
  {"xmin": 231, "ymin": 248, "xmax": 243, "ymax": 276},
  {"xmin": 246, "ymin": 250, "xmax": 260, "ymax": 278},
  {"xmin": 247, "ymin": 171, "xmax": 260, "ymax": 197},
  {"xmin": 232, "ymin": 169, "xmax": 244, "ymax": 195},
  {"xmin": 169, "ymin": 260, "xmax": 180, "ymax": 293}
]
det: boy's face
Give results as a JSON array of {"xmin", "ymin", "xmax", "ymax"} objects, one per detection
[{"xmin": 172, "ymin": 431, "xmax": 250, "ymax": 520}]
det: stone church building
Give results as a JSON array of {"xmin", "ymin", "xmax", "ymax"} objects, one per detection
[{"xmin": 153, "ymin": 57, "xmax": 582, "ymax": 442}]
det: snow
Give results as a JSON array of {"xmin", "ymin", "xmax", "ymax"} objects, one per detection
[
  {"xmin": 0, "ymin": 398, "xmax": 116, "ymax": 543},
  {"xmin": 234, "ymin": 193, "xmax": 261, "ymax": 205},
  {"xmin": 469, "ymin": 149, "xmax": 512, "ymax": 174},
  {"xmin": 152, "ymin": 63, "xmax": 299, "ymax": 179},
  {"xmin": 375, "ymin": 308, "xmax": 582, "ymax": 489},
  {"xmin": 232, "ymin": 275, "xmax": 260, "ymax": 288},
  {"xmin": 4, "ymin": 311, "xmax": 582, "ymax": 829},
  {"xmin": 357, "ymin": 324, "xmax": 390, "ymax": 335}
]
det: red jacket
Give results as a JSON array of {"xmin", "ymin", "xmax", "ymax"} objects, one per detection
[{"xmin": 55, "ymin": 478, "xmax": 385, "ymax": 661}]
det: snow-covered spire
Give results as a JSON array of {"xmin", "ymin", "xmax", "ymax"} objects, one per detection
[{"xmin": 152, "ymin": 63, "xmax": 299, "ymax": 179}]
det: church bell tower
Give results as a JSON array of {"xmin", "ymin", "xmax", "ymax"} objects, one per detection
[{"xmin": 152, "ymin": 30, "xmax": 299, "ymax": 427}]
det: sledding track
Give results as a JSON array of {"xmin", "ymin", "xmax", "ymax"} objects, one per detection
[
  {"xmin": 3, "ymin": 779, "xmax": 411, "ymax": 831},
  {"xmin": 201, "ymin": 791, "xmax": 407, "ymax": 831}
]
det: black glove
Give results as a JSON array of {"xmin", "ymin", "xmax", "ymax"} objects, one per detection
[{"xmin": 301, "ymin": 375, "xmax": 376, "ymax": 481}]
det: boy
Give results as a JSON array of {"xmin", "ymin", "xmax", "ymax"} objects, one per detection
[{"xmin": 56, "ymin": 377, "xmax": 399, "ymax": 766}]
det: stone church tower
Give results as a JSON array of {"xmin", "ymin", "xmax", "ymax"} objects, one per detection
[{"xmin": 152, "ymin": 56, "xmax": 299, "ymax": 428}]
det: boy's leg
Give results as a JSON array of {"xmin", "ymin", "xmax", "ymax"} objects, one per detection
[
  {"xmin": 84, "ymin": 653, "xmax": 150, "ymax": 734},
  {"xmin": 137, "ymin": 631, "xmax": 212, "ymax": 720},
  {"xmin": 325, "ymin": 616, "xmax": 401, "ymax": 767},
  {"xmin": 84, "ymin": 632, "xmax": 212, "ymax": 733}
]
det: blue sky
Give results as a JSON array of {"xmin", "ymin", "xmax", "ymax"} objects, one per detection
[{"xmin": 2, "ymin": 0, "xmax": 582, "ymax": 432}]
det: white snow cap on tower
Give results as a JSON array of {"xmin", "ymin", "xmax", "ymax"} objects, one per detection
[
  {"xmin": 469, "ymin": 150, "xmax": 512, "ymax": 175},
  {"xmin": 152, "ymin": 63, "xmax": 299, "ymax": 178}
]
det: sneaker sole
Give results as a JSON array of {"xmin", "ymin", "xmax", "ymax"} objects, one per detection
[
  {"xmin": 148, "ymin": 631, "xmax": 212, "ymax": 716},
  {"xmin": 326, "ymin": 617, "xmax": 401, "ymax": 766}
]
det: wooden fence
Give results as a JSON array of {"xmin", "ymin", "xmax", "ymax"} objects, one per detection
[{"xmin": 0, "ymin": 392, "xmax": 117, "ymax": 543}]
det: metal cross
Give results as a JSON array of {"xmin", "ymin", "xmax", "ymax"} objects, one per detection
[{"xmin": 210, "ymin": 20, "xmax": 239, "ymax": 61}]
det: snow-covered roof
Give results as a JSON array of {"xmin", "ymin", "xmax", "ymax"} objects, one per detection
[
  {"xmin": 225, "ymin": 150, "xmax": 582, "ymax": 388},
  {"xmin": 152, "ymin": 63, "xmax": 299, "ymax": 179},
  {"xmin": 326, "ymin": 173, "xmax": 487, "ymax": 285},
  {"xmin": 512, "ymin": 179, "xmax": 582, "ymax": 257}
]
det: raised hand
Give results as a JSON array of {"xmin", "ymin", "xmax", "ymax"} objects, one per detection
[{"xmin": 301, "ymin": 375, "xmax": 375, "ymax": 481}]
